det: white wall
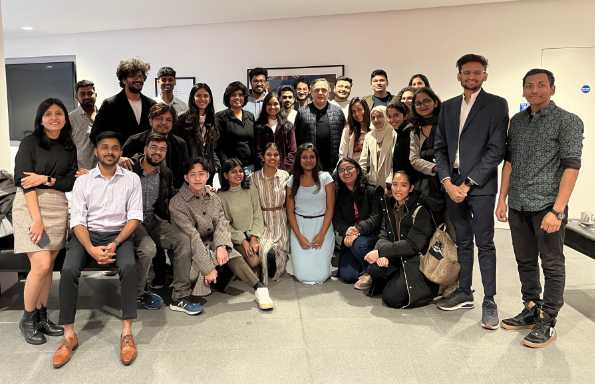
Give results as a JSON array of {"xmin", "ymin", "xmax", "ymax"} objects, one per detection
[{"xmin": 3, "ymin": 0, "xmax": 594, "ymax": 217}]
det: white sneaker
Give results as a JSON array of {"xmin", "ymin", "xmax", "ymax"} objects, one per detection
[{"xmin": 255, "ymin": 287, "xmax": 274, "ymax": 310}]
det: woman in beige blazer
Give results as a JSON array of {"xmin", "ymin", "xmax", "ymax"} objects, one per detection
[{"xmin": 358, "ymin": 106, "xmax": 397, "ymax": 189}]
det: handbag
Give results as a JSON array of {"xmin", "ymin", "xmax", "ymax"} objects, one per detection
[{"xmin": 419, "ymin": 223, "xmax": 460, "ymax": 286}]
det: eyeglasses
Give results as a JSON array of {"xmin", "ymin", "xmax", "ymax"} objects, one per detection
[
  {"xmin": 414, "ymin": 99, "xmax": 434, "ymax": 108},
  {"xmin": 338, "ymin": 166, "xmax": 356, "ymax": 174}
]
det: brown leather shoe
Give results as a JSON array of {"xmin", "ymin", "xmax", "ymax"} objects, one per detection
[
  {"xmin": 120, "ymin": 334, "xmax": 137, "ymax": 366},
  {"xmin": 52, "ymin": 335, "xmax": 79, "ymax": 369}
]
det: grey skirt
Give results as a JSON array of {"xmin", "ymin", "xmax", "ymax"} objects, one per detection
[{"xmin": 12, "ymin": 188, "xmax": 68, "ymax": 253}]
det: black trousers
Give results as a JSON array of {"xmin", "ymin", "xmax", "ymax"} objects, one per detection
[
  {"xmin": 508, "ymin": 208, "xmax": 566, "ymax": 318},
  {"xmin": 368, "ymin": 264, "xmax": 408, "ymax": 308},
  {"xmin": 59, "ymin": 231, "xmax": 137, "ymax": 324},
  {"xmin": 446, "ymin": 194, "xmax": 497, "ymax": 297}
]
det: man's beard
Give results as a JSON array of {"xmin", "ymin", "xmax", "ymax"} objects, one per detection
[{"xmin": 146, "ymin": 156, "xmax": 162, "ymax": 167}]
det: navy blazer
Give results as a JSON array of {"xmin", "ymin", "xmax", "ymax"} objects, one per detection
[
  {"xmin": 434, "ymin": 89, "xmax": 509, "ymax": 195},
  {"xmin": 90, "ymin": 89, "xmax": 156, "ymax": 144}
]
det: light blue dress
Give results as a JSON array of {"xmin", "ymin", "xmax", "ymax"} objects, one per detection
[{"xmin": 288, "ymin": 171, "xmax": 335, "ymax": 284}]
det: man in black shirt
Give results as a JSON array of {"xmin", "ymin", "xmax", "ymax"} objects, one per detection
[
  {"xmin": 294, "ymin": 78, "xmax": 346, "ymax": 171},
  {"xmin": 122, "ymin": 103, "xmax": 189, "ymax": 189},
  {"xmin": 363, "ymin": 69, "xmax": 398, "ymax": 110},
  {"xmin": 91, "ymin": 58, "xmax": 156, "ymax": 143}
]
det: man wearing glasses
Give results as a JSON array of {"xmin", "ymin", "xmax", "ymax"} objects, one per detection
[
  {"xmin": 434, "ymin": 54, "xmax": 509, "ymax": 330},
  {"xmin": 245, "ymin": 67, "xmax": 269, "ymax": 119}
]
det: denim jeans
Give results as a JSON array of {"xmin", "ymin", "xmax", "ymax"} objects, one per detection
[{"xmin": 338, "ymin": 235, "xmax": 377, "ymax": 283}]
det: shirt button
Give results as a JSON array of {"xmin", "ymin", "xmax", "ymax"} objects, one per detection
[{"xmin": 203, "ymin": 211, "xmax": 206, "ymax": 215}]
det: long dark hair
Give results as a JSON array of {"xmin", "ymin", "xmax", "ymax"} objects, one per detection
[
  {"xmin": 291, "ymin": 143, "xmax": 321, "ymax": 197},
  {"xmin": 34, "ymin": 98, "xmax": 74, "ymax": 150},
  {"xmin": 347, "ymin": 97, "xmax": 370, "ymax": 145},
  {"xmin": 255, "ymin": 92, "xmax": 281, "ymax": 126},
  {"xmin": 219, "ymin": 158, "xmax": 250, "ymax": 191},
  {"xmin": 410, "ymin": 87, "xmax": 441, "ymax": 127},
  {"xmin": 187, "ymin": 83, "xmax": 218, "ymax": 143},
  {"xmin": 335, "ymin": 157, "xmax": 366, "ymax": 195}
]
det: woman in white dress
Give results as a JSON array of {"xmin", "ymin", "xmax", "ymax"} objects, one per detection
[{"xmin": 286, "ymin": 143, "xmax": 335, "ymax": 284}]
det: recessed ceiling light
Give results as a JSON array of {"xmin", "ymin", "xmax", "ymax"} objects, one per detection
[{"xmin": 21, "ymin": 26, "xmax": 34, "ymax": 31}]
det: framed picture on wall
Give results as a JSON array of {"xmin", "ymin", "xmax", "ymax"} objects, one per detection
[
  {"xmin": 246, "ymin": 65, "xmax": 345, "ymax": 94},
  {"xmin": 154, "ymin": 76, "xmax": 196, "ymax": 99}
]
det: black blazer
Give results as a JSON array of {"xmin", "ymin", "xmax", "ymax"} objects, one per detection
[
  {"xmin": 123, "ymin": 130, "xmax": 190, "ymax": 189},
  {"xmin": 434, "ymin": 89, "xmax": 508, "ymax": 195},
  {"xmin": 91, "ymin": 90, "xmax": 156, "ymax": 144}
]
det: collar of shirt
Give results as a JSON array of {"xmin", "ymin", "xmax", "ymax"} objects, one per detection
[
  {"xmin": 179, "ymin": 183, "xmax": 215, "ymax": 202},
  {"xmin": 526, "ymin": 100, "xmax": 557, "ymax": 119},
  {"xmin": 74, "ymin": 105, "xmax": 97, "ymax": 120},
  {"xmin": 462, "ymin": 88, "xmax": 481, "ymax": 106},
  {"xmin": 248, "ymin": 91, "xmax": 267, "ymax": 103},
  {"xmin": 90, "ymin": 165, "xmax": 125, "ymax": 179},
  {"xmin": 310, "ymin": 102, "xmax": 329, "ymax": 116}
]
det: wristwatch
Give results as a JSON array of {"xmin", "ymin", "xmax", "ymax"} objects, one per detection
[
  {"xmin": 44, "ymin": 176, "xmax": 51, "ymax": 186},
  {"xmin": 550, "ymin": 209, "xmax": 566, "ymax": 221},
  {"xmin": 463, "ymin": 178, "xmax": 473, "ymax": 187}
]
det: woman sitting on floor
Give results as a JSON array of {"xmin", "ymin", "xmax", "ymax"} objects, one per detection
[
  {"xmin": 169, "ymin": 158, "xmax": 273, "ymax": 310},
  {"xmin": 218, "ymin": 158, "xmax": 267, "ymax": 279},
  {"xmin": 286, "ymin": 143, "xmax": 335, "ymax": 284},
  {"xmin": 333, "ymin": 158, "xmax": 382, "ymax": 288},
  {"xmin": 364, "ymin": 170, "xmax": 438, "ymax": 308}
]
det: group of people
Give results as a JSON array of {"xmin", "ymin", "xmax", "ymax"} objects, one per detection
[{"xmin": 10, "ymin": 53, "xmax": 583, "ymax": 369}]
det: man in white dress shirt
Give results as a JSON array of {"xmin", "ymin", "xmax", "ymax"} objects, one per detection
[{"xmin": 53, "ymin": 131, "xmax": 143, "ymax": 368}]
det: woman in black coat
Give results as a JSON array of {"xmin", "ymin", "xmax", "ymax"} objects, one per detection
[
  {"xmin": 332, "ymin": 158, "xmax": 382, "ymax": 286},
  {"xmin": 173, "ymin": 83, "xmax": 220, "ymax": 182},
  {"xmin": 364, "ymin": 170, "xmax": 438, "ymax": 308}
]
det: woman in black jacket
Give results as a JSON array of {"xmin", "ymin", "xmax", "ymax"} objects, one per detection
[
  {"xmin": 172, "ymin": 83, "xmax": 220, "ymax": 182},
  {"xmin": 364, "ymin": 170, "xmax": 438, "ymax": 308},
  {"xmin": 333, "ymin": 158, "xmax": 382, "ymax": 287},
  {"xmin": 215, "ymin": 81, "xmax": 257, "ymax": 175},
  {"xmin": 254, "ymin": 92, "xmax": 296, "ymax": 172}
]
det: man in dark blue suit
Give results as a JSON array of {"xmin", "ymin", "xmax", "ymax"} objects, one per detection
[{"xmin": 434, "ymin": 54, "xmax": 509, "ymax": 330}]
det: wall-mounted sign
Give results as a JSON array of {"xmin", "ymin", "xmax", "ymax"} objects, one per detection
[{"xmin": 580, "ymin": 84, "xmax": 591, "ymax": 94}]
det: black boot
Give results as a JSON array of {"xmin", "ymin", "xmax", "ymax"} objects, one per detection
[
  {"xmin": 19, "ymin": 310, "xmax": 46, "ymax": 345},
  {"xmin": 501, "ymin": 300, "xmax": 539, "ymax": 330},
  {"xmin": 522, "ymin": 309, "xmax": 557, "ymax": 348},
  {"xmin": 37, "ymin": 306, "xmax": 64, "ymax": 336}
]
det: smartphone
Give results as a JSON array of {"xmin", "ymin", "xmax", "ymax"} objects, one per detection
[{"xmin": 37, "ymin": 231, "xmax": 51, "ymax": 248}]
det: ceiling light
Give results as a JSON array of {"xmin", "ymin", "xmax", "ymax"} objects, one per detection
[{"xmin": 21, "ymin": 26, "xmax": 34, "ymax": 31}]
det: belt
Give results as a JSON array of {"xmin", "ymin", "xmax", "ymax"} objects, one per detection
[
  {"xmin": 296, "ymin": 213, "xmax": 325, "ymax": 219},
  {"xmin": 262, "ymin": 206, "xmax": 284, "ymax": 212}
]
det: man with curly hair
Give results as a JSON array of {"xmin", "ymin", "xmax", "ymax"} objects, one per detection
[{"xmin": 91, "ymin": 58, "xmax": 156, "ymax": 144}]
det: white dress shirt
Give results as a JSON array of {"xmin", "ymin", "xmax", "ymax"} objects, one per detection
[
  {"xmin": 155, "ymin": 95, "xmax": 188, "ymax": 116},
  {"xmin": 70, "ymin": 165, "xmax": 143, "ymax": 233},
  {"xmin": 453, "ymin": 88, "xmax": 481, "ymax": 169}
]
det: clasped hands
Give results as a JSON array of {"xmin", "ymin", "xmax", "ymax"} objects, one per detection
[
  {"xmin": 89, "ymin": 242, "xmax": 117, "ymax": 264},
  {"xmin": 343, "ymin": 226, "xmax": 360, "ymax": 248},
  {"xmin": 363, "ymin": 249, "xmax": 389, "ymax": 268},
  {"xmin": 444, "ymin": 180, "xmax": 470, "ymax": 204},
  {"xmin": 297, "ymin": 231, "xmax": 326, "ymax": 250}
]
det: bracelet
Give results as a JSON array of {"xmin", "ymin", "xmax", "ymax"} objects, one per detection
[{"xmin": 113, "ymin": 239, "xmax": 121, "ymax": 248}]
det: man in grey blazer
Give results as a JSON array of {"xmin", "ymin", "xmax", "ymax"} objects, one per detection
[{"xmin": 434, "ymin": 54, "xmax": 509, "ymax": 330}]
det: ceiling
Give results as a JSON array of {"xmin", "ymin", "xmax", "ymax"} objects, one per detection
[{"xmin": 3, "ymin": 0, "xmax": 519, "ymax": 38}]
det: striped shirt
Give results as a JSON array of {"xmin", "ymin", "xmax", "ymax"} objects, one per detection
[{"xmin": 70, "ymin": 165, "xmax": 143, "ymax": 232}]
